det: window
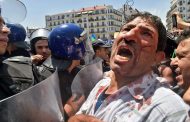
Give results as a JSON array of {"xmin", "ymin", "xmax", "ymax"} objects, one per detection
[
  {"xmin": 91, "ymin": 23, "xmax": 93, "ymax": 27},
  {"xmin": 91, "ymin": 29, "xmax": 94, "ymax": 33},
  {"xmin": 83, "ymin": 18, "xmax": 87, "ymax": 22},
  {"xmin": 101, "ymin": 9, "xmax": 105, "ymax": 14},
  {"xmin": 84, "ymin": 23, "xmax": 87, "ymax": 28},
  {"xmin": 97, "ymin": 28, "xmax": 99, "ymax": 32},
  {"xmin": 102, "ymin": 22, "xmax": 105, "ymax": 26},
  {"xmin": 97, "ymin": 22, "xmax": 99, "ymax": 26},
  {"xmin": 96, "ymin": 16, "xmax": 98, "ymax": 21},
  {"xmin": 179, "ymin": 1, "xmax": 182, "ymax": 5},
  {"xmin": 95, "ymin": 10, "xmax": 99, "ymax": 14}
]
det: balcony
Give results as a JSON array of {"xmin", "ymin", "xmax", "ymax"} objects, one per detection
[
  {"xmin": 89, "ymin": 18, "xmax": 94, "ymax": 22},
  {"xmin": 101, "ymin": 18, "xmax": 106, "ymax": 20}
]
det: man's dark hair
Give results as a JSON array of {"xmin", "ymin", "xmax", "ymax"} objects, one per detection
[
  {"xmin": 176, "ymin": 28, "xmax": 190, "ymax": 44},
  {"xmin": 30, "ymin": 37, "xmax": 48, "ymax": 54},
  {"xmin": 93, "ymin": 45, "xmax": 101, "ymax": 53},
  {"xmin": 123, "ymin": 12, "xmax": 167, "ymax": 51}
]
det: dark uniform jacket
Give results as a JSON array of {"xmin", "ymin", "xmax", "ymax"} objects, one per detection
[
  {"xmin": 0, "ymin": 56, "xmax": 35, "ymax": 100},
  {"xmin": 36, "ymin": 56, "xmax": 84, "ymax": 120}
]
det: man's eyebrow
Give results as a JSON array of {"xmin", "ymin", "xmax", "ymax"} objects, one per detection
[
  {"xmin": 138, "ymin": 25, "xmax": 155, "ymax": 34},
  {"xmin": 123, "ymin": 24, "xmax": 135, "ymax": 28},
  {"xmin": 120, "ymin": 24, "xmax": 135, "ymax": 31}
]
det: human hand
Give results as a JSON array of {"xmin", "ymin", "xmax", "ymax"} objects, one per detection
[
  {"xmin": 31, "ymin": 55, "xmax": 44, "ymax": 64},
  {"xmin": 171, "ymin": 28, "xmax": 183, "ymax": 37},
  {"xmin": 173, "ymin": 12, "xmax": 190, "ymax": 29},
  {"xmin": 64, "ymin": 94, "xmax": 85, "ymax": 117},
  {"xmin": 68, "ymin": 114, "xmax": 103, "ymax": 122}
]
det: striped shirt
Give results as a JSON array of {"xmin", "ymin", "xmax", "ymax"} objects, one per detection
[{"xmin": 77, "ymin": 72, "xmax": 190, "ymax": 122}]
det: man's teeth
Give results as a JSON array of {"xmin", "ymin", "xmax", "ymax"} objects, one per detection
[{"xmin": 118, "ymin": 55, "xmax": 130, "ymax": 61}]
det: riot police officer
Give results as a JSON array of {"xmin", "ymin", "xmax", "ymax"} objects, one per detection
[
  {"xmin": 30, "ymin": 28, "xmax": 51, "ymax": 65},
  {"xmin": 3, "ymin": 23, "xmax": 30, "ymax": 59},
  {"xmin": 92, "ymin": 39, "xmax": 111, "ymax": 72},
  {"xmin": 36, "ymin": 23, "xmax": 87, "ymax": 120},
  {"xmin": 0, "ymin": 17, "xmax": 36, "ymax": 100},
  {"xmin": 0, "ymin": 22, "xmax": 40, "ymax": 101},
  {"xmin": 37, "ymin": 23, "xmax": 86, "ymax": 80}
]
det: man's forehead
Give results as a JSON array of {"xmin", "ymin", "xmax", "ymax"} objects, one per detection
[
  {"xmin": 124, "ymin": 17, "xmax": 157, "ymax": 30},
  {"xmin": 35, "ymin": 40, "xmax": 48, "ymax": 46},
  {"xmin": 179, "ymin": 39, "xmax": 190, "ymax": 48},
  {"xmin": 176, "ymin": 39, "xmax": 190, "ymax": 52}
]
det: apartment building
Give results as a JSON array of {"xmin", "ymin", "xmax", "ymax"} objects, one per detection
[
  {"xmin": 45, "ymin": 5, "xmax": 136, "ymax": 40},
  {"xmin": 166, "ymin": 0, "xmax": 190, "ymax": 30}
]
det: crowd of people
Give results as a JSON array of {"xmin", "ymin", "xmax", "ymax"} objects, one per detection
[{"xmin": 0, "ymin": 5, "xmax": 190, "ymax": 122}]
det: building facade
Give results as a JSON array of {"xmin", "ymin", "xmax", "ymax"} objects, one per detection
[
  {"xmin": 45, "ymin": 5, "xmax": 122, "ymax": 40},
  {"xmin": 45, "ymin": 5, "xmax": 136, "ymax": 40}
]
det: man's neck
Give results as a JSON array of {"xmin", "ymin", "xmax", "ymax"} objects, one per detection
[
  {"xmin": 183, "ymin": 87, "xmax": 190, "ymax": 105},
  {"xmin": 105, "ymin": 71, "xmax": 132, "ymax": 94},
  {"xmin": 105, "ymin": 71, "xmax": 151, "ymax": 95}
]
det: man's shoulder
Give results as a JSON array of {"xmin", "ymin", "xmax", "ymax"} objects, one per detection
[
  {"xmin": 152, "ymin": 86, "xmax": 189, "ymax": 114},
  {"xmin": 4, "ymin": 56, "xmax": 32, "ymax": 64},
  {"xmin": 0, "ymin": 56, "xmax": 34, "ymax": 79}
]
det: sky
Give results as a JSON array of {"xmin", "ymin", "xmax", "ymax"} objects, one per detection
[{"xmin": 17, "ymin": 0, "xmax": 170, "ymax": 29}]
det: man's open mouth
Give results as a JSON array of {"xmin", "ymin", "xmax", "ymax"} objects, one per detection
[
  {"xmin": 117, "ymin": 47, "xmax": 133, "ymax": 61},
  {"xmin": 0, "ymin": 37, "xmax": 8, "ymax": 43}
]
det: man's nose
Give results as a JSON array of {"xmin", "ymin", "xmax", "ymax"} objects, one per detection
[
  {"xmin": 123, "ymin": 27, "xmax": 139, "ymax": 44},
  {"xmin": 1, "ymin": 25, "xmax": 10, "ymax": 34},
  {"xmin": 123, "ymin": 27, "xmax": 139, "ymax": 41},
  {"xmin": 42, "ymin": 48, "xmax": 47, "ymax": 52},
  {"xmin": 170, "ymin": 57, "xmax": 178, "ymax": 67}
]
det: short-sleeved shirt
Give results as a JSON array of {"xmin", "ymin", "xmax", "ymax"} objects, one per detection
[{"xmin": 77, "ymin": 72, "xmax": 190, "ymax": 122}]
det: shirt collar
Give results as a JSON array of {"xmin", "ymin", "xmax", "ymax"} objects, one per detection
[{"xmin": 127, "ymin": 72, "xmax": 159, "ymax": 101}]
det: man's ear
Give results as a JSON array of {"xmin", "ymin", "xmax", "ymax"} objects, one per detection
[{"xmin": 155, "ymin": 51, "xmax": 165, "ymax": 63}]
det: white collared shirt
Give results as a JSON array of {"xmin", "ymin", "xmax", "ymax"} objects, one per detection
[{"xmin": 77, "ymin": 72, "xmax": 190, "ymax": 122}]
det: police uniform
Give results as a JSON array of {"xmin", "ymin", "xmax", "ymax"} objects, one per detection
[
  {"xmin": 0, "ymin": 56, "xmax": 35, "ymax": 100},
  {"xmin": 39, "ymin": 23, "xmax": 87, "ymax": 121},
  {"xmin": 37, "ymin": 55, "xmax": 84, "ymax": 100}
]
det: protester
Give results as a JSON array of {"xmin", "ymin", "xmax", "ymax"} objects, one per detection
[
  {"xmin": 155, "ymin": 33, "xmax": 178, "ymax": 86},
  {"xmin": 69, "ymin": 12, "xmax": 189, "ymax": 122},
  {"xmin": 92, "ymin": 39, "xmax": 111, "ymax": 72},
  {"xmin": 30, "ymin": 28, "xmax": 51, "ymax": 65},
  {"xmin": 3, "ymin": 23, "xmax": 30, "ymax": 59},
  {"xmin": 170, "ymin": 29, "xmax": 190, "ymax": 105}
]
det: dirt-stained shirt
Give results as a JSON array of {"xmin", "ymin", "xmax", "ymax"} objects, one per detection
[{"xmin": 77, "ymin": 72, "xmax": 190, "ymax": 122}]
